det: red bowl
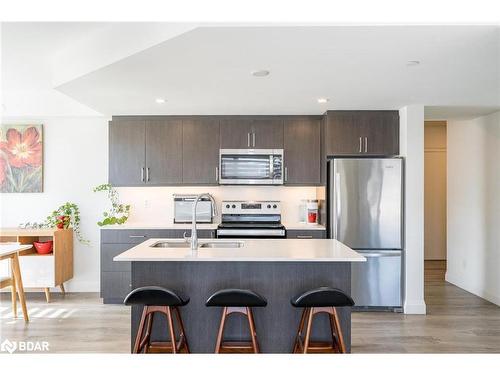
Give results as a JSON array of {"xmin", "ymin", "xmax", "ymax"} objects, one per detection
[{"xmin": 33, "ymin": 240, "xmax": 53, "ymax": 255}]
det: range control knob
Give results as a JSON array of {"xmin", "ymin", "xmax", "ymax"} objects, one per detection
[
  {"xmin": 232, "ymin": 204, "xmax": 236, "ymax": 208},
  {"xmin": 273, "ymin": 204, "xmax": 277, "ymax": 209},
  {"xmin": 225, "ymin": 204, "xmax": 230, "ymax": 209},
  {"xmin": 267, "ymin": 204, "xmax": 271, "ymax": 209}
]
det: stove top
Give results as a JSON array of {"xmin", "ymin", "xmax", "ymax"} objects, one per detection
[{"xmin": 218, "ymin": 200, "xmax": 285, "ymax": 238}]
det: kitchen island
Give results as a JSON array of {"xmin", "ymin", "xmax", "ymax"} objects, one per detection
[{"xmin": 114, "ymin": 238, "xmax": 365, "ymax": 353}]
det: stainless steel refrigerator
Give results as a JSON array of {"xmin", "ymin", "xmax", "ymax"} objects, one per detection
[{"xmin": 328, "ymin": 158, "xmax": 403, "ymax": 310}]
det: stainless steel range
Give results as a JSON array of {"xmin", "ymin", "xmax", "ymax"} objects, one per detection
[{"xmin": 217, "ymin": 200, "xmax": 286, "ymax": 238}]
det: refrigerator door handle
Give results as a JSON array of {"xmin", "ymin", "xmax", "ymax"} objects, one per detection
[{"xmin": 334, "ymin": 172, "xmax": 341, "ymax": 239}]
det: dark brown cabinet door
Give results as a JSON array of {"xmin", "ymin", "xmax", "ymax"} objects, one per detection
[
  {"xmin": 325, "ymin": 111, "xmax": 399, "ymax": 156},
  {"xmin": 109, "ymin": 119, "xmax": 146, "ymax": 186},
  {"xmin": 182, "ymin": 117, "xmax": 220, "ymax": 184},
  {"xmin": 250, "ymin": 117, "xmax": 284, "ymax": 148},
  {"xmin": 145, "ymin": 119, "xmax": 183, "ymax": 184},
  {"xmin": 361, "ymin": 111, "xmax": 399, "ymax": 155},
  {"xmin": 325, "ymin": 112, "xmax": 363, "ymax": 155},
  {"xmin": 284, "ymin": 117, "xmax": 321, "ymax": 185},
  {"xmin": 220, "ymin": 118, "xmax": 253, "ymax": 148}
]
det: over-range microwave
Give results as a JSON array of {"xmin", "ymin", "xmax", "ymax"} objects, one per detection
[{"xmin": 219, "ymin": 149, "xmax": 284, "ymax": 185}]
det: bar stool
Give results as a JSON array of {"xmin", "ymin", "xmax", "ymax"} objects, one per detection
[
  {"xmin": 124, "ymin": 286, "xmax": 190, "ymax": 354},
  {"xmin": 291, "ymin": 287, "xmax": 354, "ymax": 353},
  {"xmin": 206, "ymin": 288, "xmax": 267, "ymax": 353}
]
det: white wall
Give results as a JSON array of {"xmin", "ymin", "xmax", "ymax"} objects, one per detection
[
  {"xmin": 446, "ymin": 111, "xmax": 500, "ymax": 305},
  {"xmin": 400, "ymin": 105, "xmax": 426, "ymax": 314},
  {"xmin": 0, "ymin": 116, "xmax": 109, "ymax": 292}
]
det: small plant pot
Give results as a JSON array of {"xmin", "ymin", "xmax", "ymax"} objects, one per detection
[
  {"xmin": 56, "ymin": 215, "xmax": 70, "ymax": 229},
  {"xmin": 34, "ymin": 240, "xmax": 53, "ymax": 255}
]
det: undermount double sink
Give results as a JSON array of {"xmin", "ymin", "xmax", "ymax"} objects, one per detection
[{"xmin": 150, "ymin": 240, "xmax": 244, "ymax": 249}]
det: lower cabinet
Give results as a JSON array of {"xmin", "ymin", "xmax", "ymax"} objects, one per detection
[
  {"xmin": 100, "ymin": 229, "xmax": 216, "ymax": 304},
  {"xmin": 286, "ymin": 230, "xmax": 326, "ymax": 239}
]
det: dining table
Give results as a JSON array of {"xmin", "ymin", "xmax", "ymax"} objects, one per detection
[{"xmin": 0, "ymin": 243, "xmax": 32, "ymax": 322}]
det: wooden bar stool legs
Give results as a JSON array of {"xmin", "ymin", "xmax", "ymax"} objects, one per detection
[
  {"xmin": 133, "ymin": 305, "xmax": 189, "ymax": 354},
  {"xmin": 215, "ymin": 306, "xmax": 260, "ymax": 353},
  {"xmin": 292, "ymin": 307, "xmax": 346, "ymax": 353}
]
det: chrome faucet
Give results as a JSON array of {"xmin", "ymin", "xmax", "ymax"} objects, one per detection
[{"xmin": 188, "ymin": 193, "xmax": 217, "ymax": 250}]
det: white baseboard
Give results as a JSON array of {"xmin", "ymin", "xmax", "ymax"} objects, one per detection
[
  {"xmin": 403, "ymin": 299, "xmax": 427, "ymax": 314},
  {"xmin": 446, "ymin": 273, "xmax": 500, "ymax": 306}
]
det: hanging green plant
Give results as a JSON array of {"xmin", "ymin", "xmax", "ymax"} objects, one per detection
[
  {"xmin": 19, "ymin": 202, "xmax": 89, "ymax": 245},
  {"xmin": 93, "ymin": 183, "xmax": 130, "ymax": 226}
]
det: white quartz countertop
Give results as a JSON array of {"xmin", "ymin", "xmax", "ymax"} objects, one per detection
[
  {"xmin": 283, "ymin": 223, "xmax": 326, "ymax": 230},
  {"xmin": 100, "ymin": 222, "xmax": 325, "ymax": 231},
  {"xmin": 113, "ymin": 238, "xmax": 365, "ymax": 262},
  {"xmin": 100, "ymin": 222, "xmax": 219, "ymax": 230}
]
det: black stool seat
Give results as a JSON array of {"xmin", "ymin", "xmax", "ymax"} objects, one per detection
[
  {"xmin": 124, "ymin": 286, "xmax": 189, "ymax": 307},
  {"xmin": 291, "ymin": 287, "xmax": 354, "ymax": 308},
  {"xmin": 206, "ymin": 288, "xmax": 267, "ymax": 307}
]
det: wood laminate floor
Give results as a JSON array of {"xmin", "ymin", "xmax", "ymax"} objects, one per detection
[{"xmin": 1, "ymin": 261, "xmax": 499, "ymax": 353}]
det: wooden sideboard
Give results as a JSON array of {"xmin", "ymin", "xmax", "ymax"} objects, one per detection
[{"xmin": 0, "ymin": 228, "xmax": 73, "ymax": 302}]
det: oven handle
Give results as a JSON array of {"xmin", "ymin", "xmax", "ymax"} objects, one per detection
[{"xmin": 217, "ymin": 229, "xmax": 286, "ymax": 237}]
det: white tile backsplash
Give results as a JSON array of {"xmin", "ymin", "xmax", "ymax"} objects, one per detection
[{"xmin": 116, "ymin": 186, "xmax": 319, "ymax": 225}]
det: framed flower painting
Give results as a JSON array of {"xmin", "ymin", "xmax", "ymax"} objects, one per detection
[{"xmin": 0, "ymin": 124, "xmax": 43, "ymax": 193}]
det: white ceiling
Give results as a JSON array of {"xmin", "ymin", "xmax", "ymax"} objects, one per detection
[{"xmin": 3, "ymin": 24, "xmax": 500, "ymax": 117}]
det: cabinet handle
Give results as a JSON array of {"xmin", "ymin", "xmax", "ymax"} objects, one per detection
[
  {"xmin": 364, "ymin": 137, "xmax": 368, "ymax": 153},
  {"xmin": 247, "ymin": 133, "xmax": 251, "ymax": 147},
  {"xmin": 141, "ymin": 167, "xmax": 145, "ymax": 182},
  {"xmin": 215, "ymin": 166, "xmax": 219, "ymax": 182},
  {"xmin": 284, "ymin": 167, "xmax": 288, "ymax": 182},
  {"xmin": 297, "ymin": 235, "xmax": 313, "ymax": 239},
  {"xmin": 146, "ymin": 167, "xmax": 150, "ymax": 182},
  {"xmin": 129, "ymin": 235, "xmax": 146, "ymax": 238},
  {"xmin": 252, "ymin": 132, "xmax": 256, "ymax": 147},
  {"xmin": 358, "ymin": 137, "xmax": 362, "ymax": 153}
]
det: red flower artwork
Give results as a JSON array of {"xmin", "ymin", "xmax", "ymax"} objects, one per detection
[
  {"xmin": 0, "ymin": 124, "xmax": 43, "ymax": 193},
  {"xmin": 0, "ymin": 126, "xmax": 42, "ymax": 168}
]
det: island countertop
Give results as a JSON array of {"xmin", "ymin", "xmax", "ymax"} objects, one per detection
[{"xmin": 113, "ymin": 238, "xmax": 365, "ymax": 262}]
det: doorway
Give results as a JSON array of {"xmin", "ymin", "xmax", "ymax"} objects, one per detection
[{"xmin": 424, "ymin": 121, "xmax": 447, "ymax": 281}]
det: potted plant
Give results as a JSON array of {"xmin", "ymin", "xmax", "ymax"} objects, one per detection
[
  {"xmin": 19, "ymin": 202, "xmax": 89, "ymax": 245},
  {"xmin": 93, "ymin": 183, "xmax": 130, "ymax": 226},
  {"xmin": 45, "ymin": 202, "xmax": 89, "ymax": 244}
]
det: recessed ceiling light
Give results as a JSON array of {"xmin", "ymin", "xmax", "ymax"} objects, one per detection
[
  {"xmin": 251, "ymin": 70, "xmax": 270, "ymax": 77},
  {"xmin": 406, "ymin": 60, "xmax": 420, "ymax": 66},
  {"xmin": 317, "ymin": 98, "xmax": 329, "ymax": 104},
  {"xmin": 155, "ymin": 98, "xmax": 166, "ymax": 104}
]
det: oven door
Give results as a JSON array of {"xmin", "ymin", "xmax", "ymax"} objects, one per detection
[
  {"xmin": 219, "ymin": 149, "xmax": 283, "ymax": 185},
  {"xmin": 217, "ymin": 228, "xmax": 286, "ymax": 238}
]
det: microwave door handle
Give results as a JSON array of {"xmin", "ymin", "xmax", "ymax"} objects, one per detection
[
  {"xmin": 252, "ymin": 132, "xmax": 256, "ymax": 147},
  {"xmin": 247, "ymin": 133, "xmax": 251, "ymax": 147}
]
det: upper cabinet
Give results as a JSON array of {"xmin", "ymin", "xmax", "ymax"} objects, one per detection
[
  {"xmin": 220, "ymin": 117, "xmax": 283, "ymax": 149},
  {"xmin": 250, "ymin": 117, "xmax": 284, "ymax": 148},
  {"xmin": 361, "ymin": 111, "xmax": 399, "ymax": 155},
  {"xmin": 324, "ymin": 111, "xmax": 399, "ymax": 156},
  {"xmin": 109, "ymin": 117, "xmax": 183, "ymax": 186},
  {"xmin": 220, "ymin": 118, "xmax": 252, "ymax": 148},
  {"xmin": 283, "ymin": 117, "xmax": 321, "ymax": 185},
  {"xmin": 182, "ymin": 117, "xmax": 220, "ymax": 185},
  {"xmin": 145, "ymin": 119, "xmax": 183, "ymax": 185},
  {"xmin": 109, "ymin": 118, "xmax": 146, "ymax": 186}
]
